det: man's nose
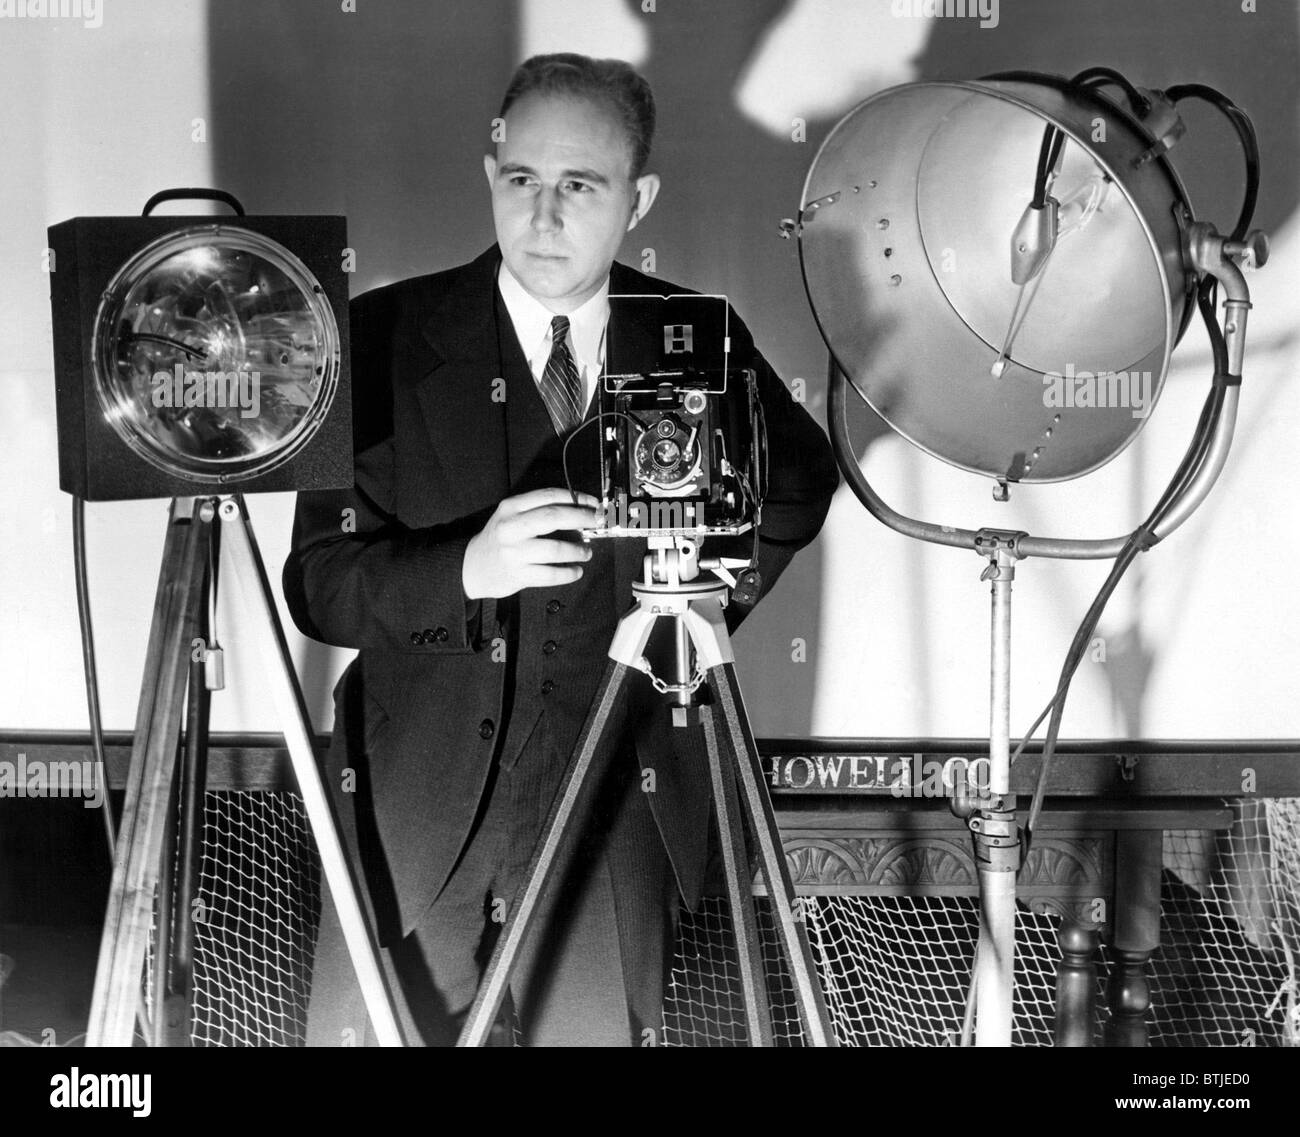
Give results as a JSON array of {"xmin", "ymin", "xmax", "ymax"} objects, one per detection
[{"xmin": 530, "ymin": 187, "xmax": 562, "ymax": 233}]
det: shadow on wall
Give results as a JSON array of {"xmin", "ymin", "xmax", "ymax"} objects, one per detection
[
  {"xmin": 206, "ymin": 0, "xmax": 1297, "ymax": 735},
  {"xmin": 619, "ymin": 0, "xmax": 895, "ymax": 729},
  {"xmin": 206, "ymin": 0, "xmax": 520, "ymax": 721},
  {"xmin": 206, "ymin": 0, "xmax": 851, "ymax": 733},
  {"xmin": 918, "ymin": 0, "xmax": 1299, "ymax": 234}
]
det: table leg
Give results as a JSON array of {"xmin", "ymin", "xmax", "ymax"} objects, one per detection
[
  {"xmin": 1106, "ymin": 829, "xmax": 1162, "ymax": 1047},
  {"xmin": 1055, "ymin": 921, "xmax": 1101, "ymax": 1046}
]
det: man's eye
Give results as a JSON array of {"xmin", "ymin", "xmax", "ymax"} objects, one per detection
[{"xmin": 564, "ymin": 181, "xmax": 593, "ymax": 193}]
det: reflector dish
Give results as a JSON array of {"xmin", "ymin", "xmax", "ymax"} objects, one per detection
[
  {"xmin": 798, "ymin": 78, "xmax": 1195, "ymax": 482},
  {"xmin": 92, "ymin": 224, "xmax": 339, "ymax": 482}
]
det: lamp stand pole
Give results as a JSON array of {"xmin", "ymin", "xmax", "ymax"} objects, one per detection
[{"xmin": 962, "ymin": 536, "xmax": 1023, "ymax": 1046}]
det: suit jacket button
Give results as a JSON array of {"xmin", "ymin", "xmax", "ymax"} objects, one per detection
[
  {"xmin": 435, "ymin": 626, "xmax": 450, "ymax": 641},
  {"xmin": 542, "ymin": 639, "xmax": 558, "ymax": 655},
  {"xmin": 421, "ymin": 628, "xmax": 437, "ymax": 644},
  {"xmin": 546, "ymin": 599, "xmax": 563, "ymax": 615},
  {"xmin": 410, "ymin": 631, "xmax": 424, "ymax": 645},
  {"xmin": 541, "ymin": 679, "xmax": 555, "ymax": 695},
  {"xmin": 478, "ymin": 719, "xmax": 495, "ymax": 740}
]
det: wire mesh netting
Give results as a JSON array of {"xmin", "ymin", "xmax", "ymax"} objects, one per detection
[
  {"xmin": 1154, "ymin": 800, "xmax": 1300, "ymax": 1047},
  {"xmin": 143, "ymin": 791, "xmax": 320, "ymax": 1046},
  {"xmin": 659, "ymin": 895, "xmax": 1067, "ymax": 1046},
  {"xmin": 162, "ymin": 791, "xmax": 1299, "ymax": 1046},
  {"xmin": 190, "ymin": 791, "xmax": 320, "ymax": 1046}
]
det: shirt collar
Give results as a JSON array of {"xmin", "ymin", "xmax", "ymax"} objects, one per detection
[{"xmin": 496, "ymin": 260, "xmax": 609, "ymax": 380}]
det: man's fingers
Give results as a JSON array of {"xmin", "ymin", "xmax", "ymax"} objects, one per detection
[
  {"xmin": 522, "ymin": 563, "xmax": 585, "ymax": 589},
  {"xmin": 500, "ymin": 487, "xmax": 600, "ymax": 516},
  {"xmin": 525, "ymin": 537, "xmax": 592, "ymax": 566},
  {"xmin": 507, "ymin": 503, "xmax": 601, "ymax": 539}
]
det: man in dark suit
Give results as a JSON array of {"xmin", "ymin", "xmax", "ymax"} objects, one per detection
[{"xmin": 283, "ymin": 53, "xmax": 838, "ymax": 1046}]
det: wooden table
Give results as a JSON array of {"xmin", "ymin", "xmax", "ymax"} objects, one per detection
[
  {"xmin": 3, "ymin": 731, "xmax": 1296, "ymax": 1045},
  {"xmin": 758, "ymin": 738, "xmax": 1300, "ymax": 1046}
]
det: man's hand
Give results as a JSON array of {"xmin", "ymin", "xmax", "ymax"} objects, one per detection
[{"xmin": 461, "ymin": 488, "xmax": 600, "ymax": 600}]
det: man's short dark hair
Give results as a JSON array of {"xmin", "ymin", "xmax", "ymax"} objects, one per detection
[{"xmin": 498, "ymin": 53, "xmax": 655, "ymax": 180}]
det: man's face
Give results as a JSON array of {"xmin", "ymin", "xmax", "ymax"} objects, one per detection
[{"xmin": 484, "ymin": 91, "xmax": 659, "ymax": 313}]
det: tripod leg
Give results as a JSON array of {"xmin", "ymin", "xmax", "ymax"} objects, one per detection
[
  {"xmin": 459, "ymin": 657, "xmax": 633, "ymax": 1047},
  {"xmin": 216, "ymin": 497, "xmax": 405, "ymax": 1047},
  {"xmin": 707, "ymin": 661, "xmax": 839, "ymax": 1047},
  {"xmin": 88, "ymin": 499, "xmax": 209, "ymax": 1046},
  {"xmin": 161, "ymin": 531, "xmax": 215, "ymax": 1047},
  {"xmin": 700, "ymin": 704, "xmax": 773, "ymax": 1046},
  {"xmin": 153, "ymin": 739, "xmax": 183, "ymax": 1046}
]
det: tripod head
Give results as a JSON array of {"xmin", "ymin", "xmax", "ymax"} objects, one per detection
[
  {"xmin": 640, "ymin": 533, "xmax": 761, "ymax": 603},
  {"xmin": 627, "ymin": 534, "xmax": 761, "ymax": 720}
]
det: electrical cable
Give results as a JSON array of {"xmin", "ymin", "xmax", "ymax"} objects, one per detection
[
  {"xmin": 560, "ymin": 407, "xmax": 639, "ymax": 505},
  {"xmin": 1017, "ymin": 275, "xmax": 1234, "ymax": 850},
  {"xmin": 1071, "ymin": 66, "xmax": 1152, "ymax": 117},
  {"xmin": 1004, "ymin": 74, "xmax": 1257, "ymax": 856},
  {"xmin": 1163, "ymin": 84, "xmax": 1260, "ymax": 242},
  {"xmin": 1032, "ymin": 66, "xmax": 1151, "ymax": 213},
  {"xmin": 72, "ymin": 495, "xmax": 116, "ymax": 859}
]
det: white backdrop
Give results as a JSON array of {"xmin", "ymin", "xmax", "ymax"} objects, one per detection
[{"xmin": 1, "ymin": 0, "xmax": 1296, "ymax": 741}]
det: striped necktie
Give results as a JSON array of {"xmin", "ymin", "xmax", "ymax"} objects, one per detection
[{"xmin": 538, "ymin": 314, "xmax": 586, "ymax": 436}]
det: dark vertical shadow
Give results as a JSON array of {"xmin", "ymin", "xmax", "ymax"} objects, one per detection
[
  {"xmin": 206, "ymin": 0, "xmax": 519, "ymax": 723},
  {"xmin": 206, "ymin": 0, "xmax": 843, "ymax": 735},
  {"xmin": 207, "ymin": 0, "xmax": 520, "ymax": 287},
  {"xmin": 631, "ymin": 0, "xmax": 854, "ymax": 734}
]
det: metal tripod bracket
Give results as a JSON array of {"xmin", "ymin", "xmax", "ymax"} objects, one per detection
[
  {"xmin": 953, "ymin": 784, "xmax": 1022, "ymax": 874},
  {"xmin": 974, "ymin": 528, "xmax": 1027, "ymax": 574},
  {"xmin": 969, "ymin": 805, "xmax": 1022, "ymax": 874}
]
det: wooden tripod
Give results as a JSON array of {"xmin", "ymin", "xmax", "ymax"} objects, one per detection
[{"xmin": 85, "ymin": 496, "xmax": 403, "ymax": 1046}]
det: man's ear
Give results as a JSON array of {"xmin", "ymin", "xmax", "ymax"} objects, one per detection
[
  {"xmin": 627, "ymin": 172, "xmax": 661, "ymax": 232},
  {"xmin": 483, "ymin": 152, "xmax": 497, "ymax": 189}
]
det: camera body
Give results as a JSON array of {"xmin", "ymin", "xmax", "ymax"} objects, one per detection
[{"xmin": 584, "ymin": 294, "xmax": 766, "ymax": 540}]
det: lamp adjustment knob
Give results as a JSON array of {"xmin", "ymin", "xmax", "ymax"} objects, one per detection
[{"xmin": 1226, "ymin": 230, "xmax": 1269, "ymax": 270}]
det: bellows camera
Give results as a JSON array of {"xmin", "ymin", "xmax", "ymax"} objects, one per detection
[{"xmin": 585, "ymin": 294, "xmax": 766, "ymax": 539}]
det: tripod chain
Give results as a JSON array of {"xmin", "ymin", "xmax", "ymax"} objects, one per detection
[{"xmin": 636, "ymin": 657, "xmax": 706, "ymax": 697}]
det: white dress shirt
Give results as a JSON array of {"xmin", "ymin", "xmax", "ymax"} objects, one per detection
[{"xmin": 496, "ymin": 260, "xmax": 608, "ymax": 414}]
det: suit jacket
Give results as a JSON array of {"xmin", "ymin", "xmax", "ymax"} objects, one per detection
[{"xmin": 283, "ymin": 244, "xmax": 839, "ymax": 938}]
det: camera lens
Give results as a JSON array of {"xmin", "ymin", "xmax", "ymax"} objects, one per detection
[
  {"xmin": 655, "ymin": 419, "xmax": 676, "ymax": 438},
  {"xmin": 652, "ymin": 439, "xmax": 681, "ymax": 469}
]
